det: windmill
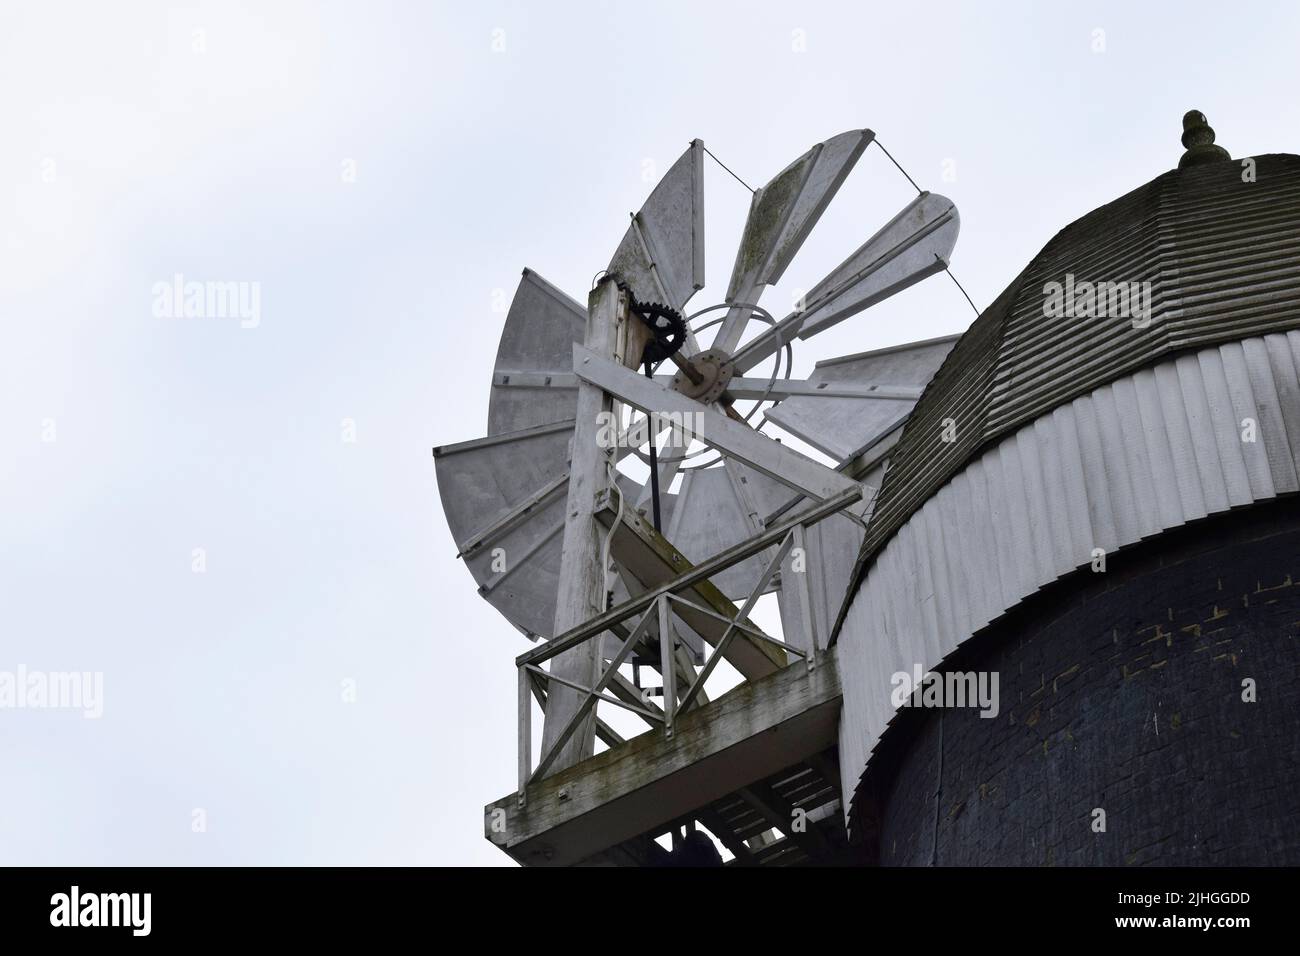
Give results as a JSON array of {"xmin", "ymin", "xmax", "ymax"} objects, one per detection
[{"xmin": 434, "ymin": 130, "xmax": 963, "ymax": 858}]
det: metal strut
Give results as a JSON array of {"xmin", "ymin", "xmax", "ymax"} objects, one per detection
[
  {"xmin": 629, "ymin": 293, "xmax": 689, "ymax": 534},
  {"xmin": 644, "ymin": 360, "xmax": 663, "ymax": 533}
]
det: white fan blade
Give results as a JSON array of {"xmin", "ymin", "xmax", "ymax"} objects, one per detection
[
  {"xmin": 797, "ymin": 191, "xmax": 959, "ymax": 338},
  {"xmin": 714, "ymin": 130, "xmax": 874, "ymax": 353},
  {"xmin": 764, "ymin": 334, "xmax": 958, "ymax": 461},
  {"xmin": 607, "ymin": 139, "xmax": 705, "ymax": 312},
  {"xmin": 663, "ymin": 462, "xmax": 792, "ymax": 600},
  {"xmin": 488, "ymin": 269, "xmax": 586, "ymax": 435},
  {"xmin": 434, "ymin": 423, "xmax": 575, "ymax": 639},
  {"xmin": 727, "ymin": 192, "xmax": 959, "ymax": 374}
]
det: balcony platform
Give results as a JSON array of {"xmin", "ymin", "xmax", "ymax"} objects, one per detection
[{"xmin": 486, "ymin": 649, "xmax": 847, "ymax": 866}]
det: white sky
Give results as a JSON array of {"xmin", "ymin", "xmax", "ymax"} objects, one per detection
[{"xmin": 2, "ymin": 0, "xmax": 1296, "ymax": 865}]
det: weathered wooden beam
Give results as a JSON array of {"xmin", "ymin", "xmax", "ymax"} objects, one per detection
[
  {"xmin": 594, "ymin": 496, "xmax": 786, "ymax": 681},
  {"xmin": 517, "ymin": 484, "xmax": 860, "ymax": 672},
  {"xmin": 696, "ymin": 808, "xmax": 757, "ymax": 866},
  {"xmin": 737, "ymin": 780, "xmax": 834, "ymax": 861},
  {"xmin": 573, "ymin": 344, "xmax": 859, "ymax": 502},
  {"xmin": 485, "ymin": 649, "xmax": 842, "ymax": 867},
  {"xmin": 530, "ymin": 604, "xmax": 659, "ymax": 782},
  {"xmin": 541, "ymin": 280, "xmax": 648, "ymax": 775},
  {"xmin": 527, "ymin": 669, "xmax": 625, "ymax": 749}
]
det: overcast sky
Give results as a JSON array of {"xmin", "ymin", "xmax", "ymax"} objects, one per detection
[{"xmin": 2, "ymin": 0, "xmax": 1297, "ymax": 865}]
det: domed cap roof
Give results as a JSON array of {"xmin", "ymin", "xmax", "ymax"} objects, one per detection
[{"xmin": 838, "ymin": 114, "xmax": 1300, "ymax": 630}]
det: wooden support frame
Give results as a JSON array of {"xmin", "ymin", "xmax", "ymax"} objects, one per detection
[
  {"xmin": 539, "ymin": 279, "xmax": 638, "ymax": 777},
  {"xmin": 572, "ymin": 344, "xmax": 859, "ymax": 503},
  {"xmin": 675, "ymin": 531, "xmax": 796, "ymax": 714},
  {"xmin": 518, "ymin": 485, "xmax": 859, "ymax": 672},
  {"xmin": 515, "ymin": 281, "xmax": 866, "ymax": 821},
  {"xmin": 491, "ymin": 648, "xmax": 843, "ymax": 867},
  {"xmin": 529, "ymin": 603, "xmax": 663, "ymax": 786},
  {"xmin": 514, "ymin": 498, "xmax": 847, "ymax": 802}
]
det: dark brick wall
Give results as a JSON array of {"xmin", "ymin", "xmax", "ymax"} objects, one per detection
[{"xmin": 860, "ymin": 498, "xmax": 1300, "ymax": 866}]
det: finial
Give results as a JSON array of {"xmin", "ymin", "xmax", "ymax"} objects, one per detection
[{"xmin": 1179, "ymin": 110, "xmax": 1231, "ymax": 168}]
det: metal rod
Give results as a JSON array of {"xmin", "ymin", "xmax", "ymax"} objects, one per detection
[
  {"xmin": 872, "ymin": 138, "xmax": 922, "ymax": 195},
  {"xmin": 645, "ymin": 361, "xmax": 662, "ymax": 532},
  {"xmin": 701, "ymin": 143, "xmax": 756, "ymax": 194},
  {"xmin": 667, "ymin": 349, "xmax": 704, "ymax": 386},
  {"xmin": 939, "ymin": 254, "xmax": 981, "ymax": 316},
  {"xmin": 871, "ymin": 137, "xmax": 979, "ymax": 318}
]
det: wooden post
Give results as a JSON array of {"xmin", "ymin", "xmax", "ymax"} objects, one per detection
[
  {"xmin": 657, "ymin": 593, "xmax": 675, "ymax": 739},
  {"xmin": 538, "ymin": 279, "xmax": 627, "ymax": 776},
  {"xmin": 517, "ymin": 665, "xmax": 531, "ymax": 805},
  {"xmin": 791, "ymin": 524, "xmax": 818, "ymax": 672}
]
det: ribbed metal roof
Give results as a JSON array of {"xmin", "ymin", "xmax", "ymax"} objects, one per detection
[{"xmin": 838, "ymin": 152, "xmax": 1300, "ymax": 631}]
